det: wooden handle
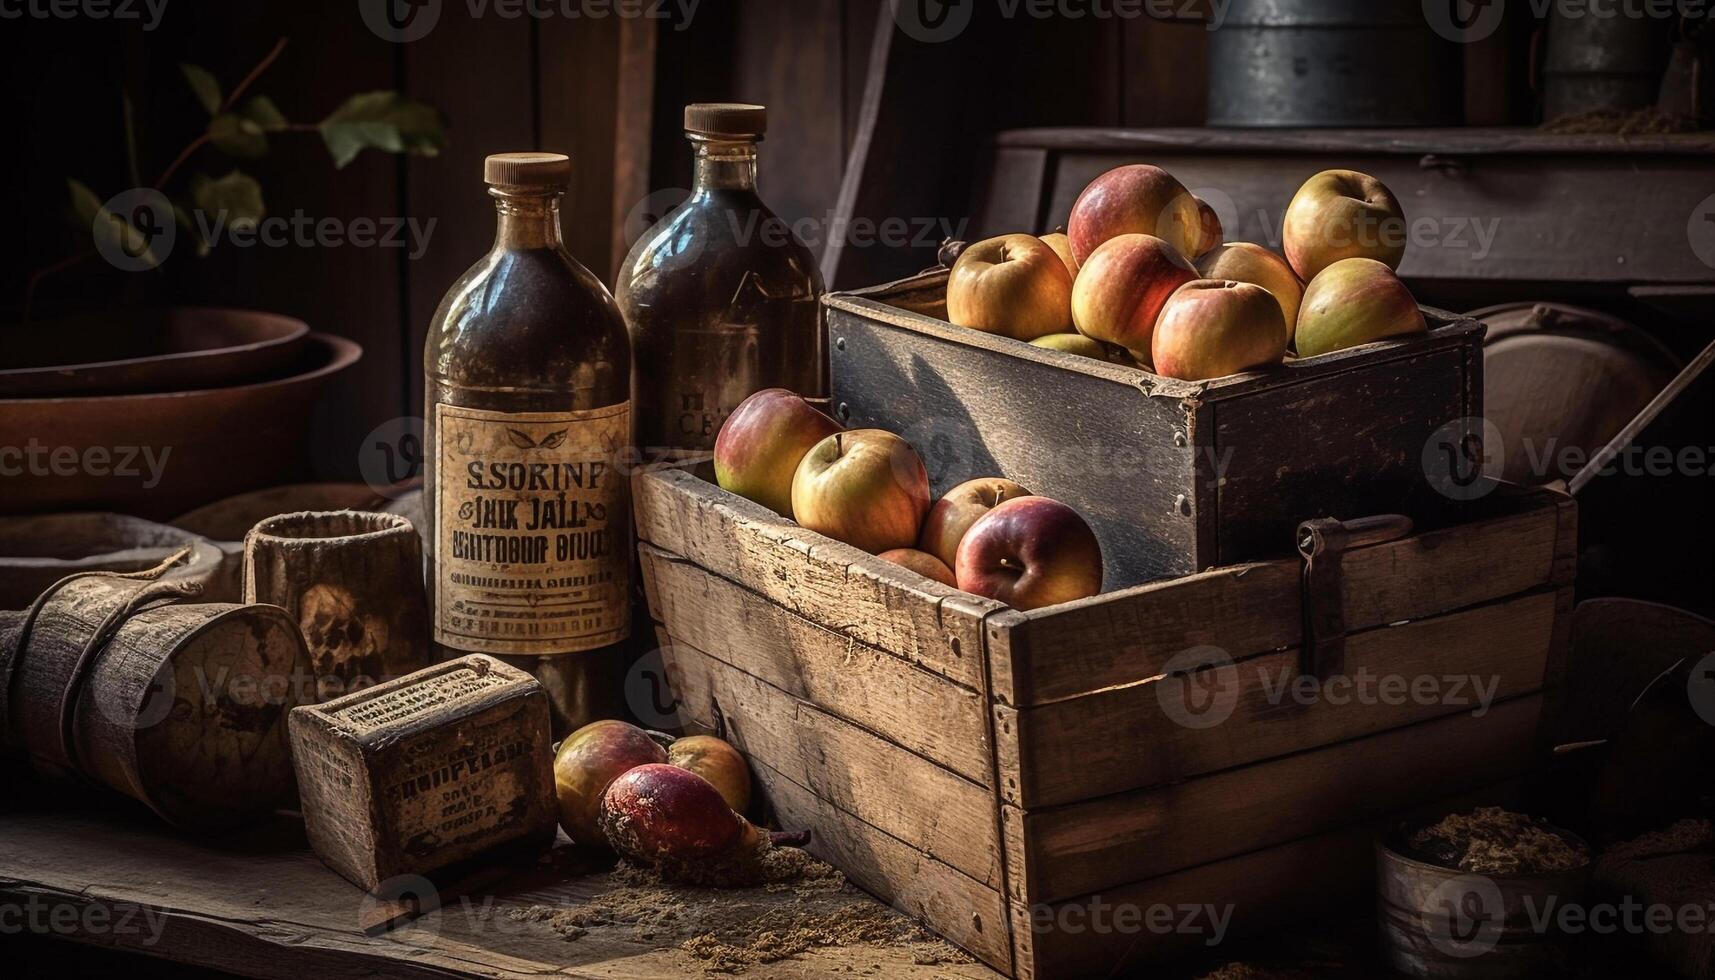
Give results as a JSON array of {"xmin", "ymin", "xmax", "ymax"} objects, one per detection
[{"xmin": 1297, "ymin": 514, "xmax": 1414, "ymax": 559}]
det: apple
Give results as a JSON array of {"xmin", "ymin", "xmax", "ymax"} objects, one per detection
[
  {"xmin": 1070, "ymin": 233, "xmax": 1198, "ymax": 362},
  {"xmin": 917, "ymin": 476, "xmax": 1033, "ymax": 571},
  {"xmin": 946, "ymin": 234, "xmax": 1073, "ymax": 341},
  {"xmin": 878, "ymin": 547, "xmax": 957, "ymax": 587},
  {"xmin": 715, "ymin": 388, "xmax": 841, "ymax": 518},
  {"xmin": 667, "ymin": 735, "xmax": 751, "ymax": 814},
  {"xmin": 1191, "ymin": 197, "xmax": 1223, "ymax": 257},
  {"xmin": 1282, "ymin": 169, "xmax": 1407, "ymax": 281},
  {"xmin": 1040, "ymin": 231, "xmax": 1079, "ymax": 279},
  {"xmin": 1029, "ymin": 333, "xmax": 1110, "ymax": 360},
  {"xmin": 553, "ymin": 719, "xmax": 668, "ymax": 846},
  {"xmin": 1195, "ymin": 242, "xmax": 1304, "ymax": 334},
  {"xmin": 1068, "ymin": 164, "xmax": 1202, "ymax": 264},
  {"xmin": 1150, "ymin": 280, "xmax": 1288, "ymax": 382},
  {"xmin": 791, "ymin": 429, "xmax": 931, "ymax": 554},
  {"xmin": 955, "ymin": 496, "xmax": 1103, "ymax": 611},
  {"xmin": 1295, "ymin": 257, "xmax": 1427, "ymax": 358}
]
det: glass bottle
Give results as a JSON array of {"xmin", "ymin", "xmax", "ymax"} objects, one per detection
[
  {"xmin": 423, "ymin": 152, "xmax": 633, "ymax": 735},
  {"xmin": 616, "ymin": 103, "xmax": 826, "ymax": 461}
]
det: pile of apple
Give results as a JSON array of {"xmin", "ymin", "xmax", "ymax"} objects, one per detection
[
  {"xmin": 553, "ymin": 719, "xmax": 808, "ymax": 877},
  {"xmin": 946, "ymin": 165, "xmax": 1427, "ymax": 380},
  {"xmin": 713, "ymin": 388, "xmax": 1103, "ymax": 611}
]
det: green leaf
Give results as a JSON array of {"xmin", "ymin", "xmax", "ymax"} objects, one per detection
[
  {"xmin": 208, "ymin": 112, "xmax": 268, "ymax": 158},
  {"xmin": 318, "ymin": 91, "xmax": 446, "ymax": 169},
  {"xmin": 190, "ymin": 170, "xmax": 265, "ymax": 232},
  {"xmin": 242, "ymin": 95, "xmax": 288, "ymax": 131},
  {"xmin": 180, "ymin": 63, "xmax": 223, "ymax": 116},
  {"xmin": 173, "ymin": 203, "xmax": 212, "ymax": 257},
  {"xmin": 71, "ymin": 179, "xmax": 168, "ymax": 269},
  {"xmin": 67, "ymin": 178, "xmax": 104, "ymax": 226}
]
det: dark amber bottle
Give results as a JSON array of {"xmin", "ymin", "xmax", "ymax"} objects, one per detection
[
  {"xmin": 615, "ymin": 103, "xmax": 825, "ymax": 459},
  {"xmin": 423, "ymin": 152, "xmax": 633, "ymax": 734}
]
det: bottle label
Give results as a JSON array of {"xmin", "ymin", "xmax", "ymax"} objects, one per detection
[{"xmin": 432, "ymin": 402, "xmax": 632, "ymax": 655}]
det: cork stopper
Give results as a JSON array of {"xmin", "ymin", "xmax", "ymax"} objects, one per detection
[
  {"xmin": 484, "ymin": 152, "xmax": 571, "ymax": 188},
  {"xmin": 684, "ymin": 103, "xmax": 767, "ymax": 140}
]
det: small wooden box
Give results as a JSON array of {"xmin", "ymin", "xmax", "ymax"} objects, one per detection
[
  {"xmin": 289, "ymin": 655, "xmax": 557, "ymax": 892},
  {"xmin": 825, "ymin": 271, "xmax": 1486, "ymax": 589},
  {"xmin": 635, "ymin": 463, "xmax": 1575, "ymax": 978}
]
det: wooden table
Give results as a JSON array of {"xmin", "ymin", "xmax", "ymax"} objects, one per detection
[{"xmin": 0, "ymin": 794, "xmax": 998, "ymax": 980}]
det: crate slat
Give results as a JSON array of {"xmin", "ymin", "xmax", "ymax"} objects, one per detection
[{"xmin": 638, "ymin": 543, "xmax": 993, "ymax": 784}]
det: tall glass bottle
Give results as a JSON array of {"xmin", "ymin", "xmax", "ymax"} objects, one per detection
[
  {"xmin": 616, "ymin": 103, "xmax": 825, "ymax": 460},
  {"xmin": 423, "ymin": 152, "xmax": 632, "ymax": 735}
]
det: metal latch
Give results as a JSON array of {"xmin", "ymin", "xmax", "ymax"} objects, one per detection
[{"xmin": 1297, "ymin": 515, "xmax": 1415, "ymax": 679}]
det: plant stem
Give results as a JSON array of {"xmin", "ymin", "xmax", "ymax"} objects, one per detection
[
  {"xmin": 221, "ymin": 37, "xmax": 288, "ymax": 113},
  {"xmin": 23, "ymin": 252, "xmax": 95, "ymax": 323}
]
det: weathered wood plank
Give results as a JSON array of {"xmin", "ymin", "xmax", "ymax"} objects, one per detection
[
  {"xmin": 999, "ymin": 490, "xmax": 1565, "ymax": 707},
  {"xmin": 1003, "ymin": 694, "xmax": 1544, "ymax": 904},
  {"xmin": 753, "ymin": 755, "xmax": 1012, "ymax": 973},
  {"xmin": 663, "ymin": 637, "xmax": 1002, "ymax": 890},
  {"xmin": 998, "ymin": 590, "xmax": 1559, "ymax": 808},
  {"xmin": 1008, "ymin": 784, "xmax": 1524, "ymax": 979},
  {"xmin": 634, "ymin": 466, "xmax": 1000, "ymax": 689},
  {"xmin": 640, "ymin": 543, "xmax": 991, "ymax": 783}
]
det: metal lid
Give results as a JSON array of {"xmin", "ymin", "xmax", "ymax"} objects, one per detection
[
  {"xmin": 684, "ymin": 103, "xmax": 767, "ymax": 140},
  {"xmin": 484, "ymin": 152, "xmax": 571, "ymax": 188}
]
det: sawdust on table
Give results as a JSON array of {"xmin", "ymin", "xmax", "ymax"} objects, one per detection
[
  {"xmin": 1409, "ymin": 806, "xmax": 1590, "ymax": 875},
  {"xmin": 506, "ymin": 843, "xmax": 968, "ymax": 974}
]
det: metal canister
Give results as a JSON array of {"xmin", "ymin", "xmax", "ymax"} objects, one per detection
[
  {"xmin": 1207, "ymin": 0, "xmax": 1462, "ymax": 127},
  {"xmin": 1541, "ymin": 9, "xmax": 1673, "ymax": 121}
]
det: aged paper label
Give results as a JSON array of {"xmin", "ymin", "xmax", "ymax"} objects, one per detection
[{"xmin": 433, "ymin": 403, "xmax": 631, "ymax": 655}]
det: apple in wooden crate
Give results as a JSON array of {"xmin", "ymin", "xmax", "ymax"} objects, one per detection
[
  {"xmin": 877, "ymin": 548, "xmax": 957, "ymax": 587},
  {"xmin": 554, "ymin": 719, "xmax": 668, "ymax": 847},
  {"xmin": 946, "ymin": 234, "xmax": 1073, "ymax": 341},
  {"xmin": 714, "ymin": 388, "xmax": 841, "ymax": 518},
  {"xmin": 918, "ymin": 476, "xmax": 1033, "ymax": 572},
  {"xmin": 1039, "ymin": 231, "xmax": 1079, "ymax": 278},
  {"xmin": 1071, "ymin": 233, "xmax": 1197, "ymax": 363},
  {"xmin": 1283, "ymin": 169, "xmax": 1407, "ymax": 281},
  {"xmin": 791, "ymin": 429, "xmax": 931, "ymax": 555},
  {"xmin": 1151, "ymin": 280, "xmax": 1289, "ymax": 382},
  {"xmin": 1195, "ymin": 242, "xmax": 1304, "ymax": 336},
  {"xmin": 956, "ymin": 496, "xmax": 1103, "ymax": 611},
  {"xmin": 1190, "ymin": 196, "xmax": 1224, "ymax": 257},
  {"xmin": 1296, "ymin": 258, "xmax": 1427, "ymax": 358},
  {"xmin": 1067, "ymin": 164, "xmax": 1203, "ymax": 263}
]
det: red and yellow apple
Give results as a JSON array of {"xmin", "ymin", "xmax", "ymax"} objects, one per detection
[
  {"xmin": 1068, "ymin": 164, "xmax": 1202, "ymax": 264},
  {"xmin": 1294, "ymin": 257, "xmax": 1427, "ymax": 358},
  {"xmin": 1040, "ymin": 231, "xmax": 1079, "ymax": 279},
  {"xmin": 946, "ymin": 234, "xmax": 1073, "ymax": 340},
  {"xmin": 554, "ymin": 719, "xmax": 668, "ymax": 846},
  {"xmin": 666, "ymin": 735, "xmax": 751, "ymax": 815},
  {"xmin": 791, "ymin": 429, "xmax": 931, "ymax": 554},
  {"xmin": 1282, "ymin": 169, "xmax": 1407, "ymax": 281},
  {"xmin": 1191, "ymin": 197, "xmax": 1223, "ymax": 257},
  {"xmin": 1070, "ymin": 233, "xmax": 1198, "ymax": 362},
  {"xmin": 1150, "ymin": 280, "xmax": 1289, "ymax": 382},
  {"xmin": 714, "ymin": 388, "xmax": 841, "ymax": 518},
  {"xmin": 1029, "ymin": 333, "xmax": 1110, "ymax": 360},
  {"xmin": 878, "ymin": 547, "xmax": 957, "ymax": 587},
  {"xmin": 917, "ymin": 476, "xmax": 1033, "ymax": 571},
  {"xmin": 1195, "ymin": 242, "xmax": 1304, "ymax": 334},
  {"xmin": 956, "ymin": 496, "xmax": 1103, "ymax": 611}
]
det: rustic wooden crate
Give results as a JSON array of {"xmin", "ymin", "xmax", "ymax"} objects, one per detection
[
  {"xmin": 825, "ymin": 270, "xmax": 1486, "ymax": 589},
  {"xmin": 634, "ymin": 463, "xmax": 1575, "ymax": 978}
]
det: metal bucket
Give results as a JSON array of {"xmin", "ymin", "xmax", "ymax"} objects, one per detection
[
  {"xmin": 1542, "ymin": 8, "xmax": 1672, "ymax": 121},
  {"xmin": 1376, "ymin": 827, "xmax": 1592, "ymax": 979},
  {"xmin": 1208, "ymin": 0, "xmax": 1463, "ymax": 127}
]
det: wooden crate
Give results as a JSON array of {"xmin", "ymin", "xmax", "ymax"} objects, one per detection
[
  {"xmin": 634, "ymin": 463, "xmax": 1575, "ymax": 979},
  {"xmin": 825, "ymin": 271, "xmax": 1485, "ymax": 589}
]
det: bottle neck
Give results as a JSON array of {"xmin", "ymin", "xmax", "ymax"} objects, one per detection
[
  {"xmin": 490, "ymin": 188, "xmax": 564, "ymax": 250},
  {"xmin": 690, "ymin": 138, "xmax": 759, "ymax": 194}
]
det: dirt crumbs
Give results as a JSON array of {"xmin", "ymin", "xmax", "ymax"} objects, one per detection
[
  {"xmin": 507, "ymin": 844, "xmax": 969, "ymax": 974},
  {"xmin": 1410, "ymin": 806, "xmax": 1590, "ymax": 875},
  {"xmin": 1195, "ymin": 964, "xmax": 1319, "ymax": 980}
]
